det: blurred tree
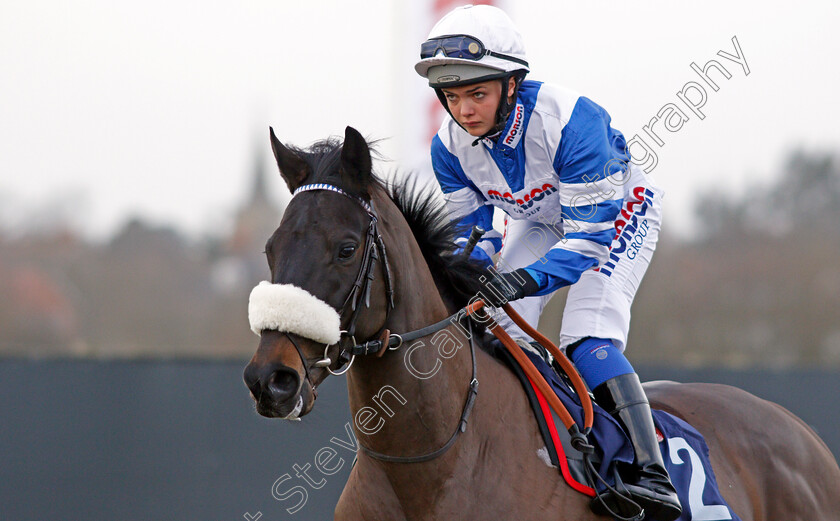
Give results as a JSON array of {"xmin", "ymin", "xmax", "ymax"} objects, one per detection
[
  {"xmin": 693, "ymin": 149, "xmax": 840, "ymax": 238},
  {"xmin": 767, "ymin": 151, "xmax": 840, "ymax": 232},
  {"xmin": 626, "ymin": 148, "xmax": 840, "ymax": 368}
]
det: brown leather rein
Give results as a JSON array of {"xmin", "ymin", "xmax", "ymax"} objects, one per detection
[
  {"xmin": 352, "ymin": 299, "xmax": 596, "ymax": 464},
  {"xmin": 289, "ymin": 183, "xmax": 595, "ymax": 464}
]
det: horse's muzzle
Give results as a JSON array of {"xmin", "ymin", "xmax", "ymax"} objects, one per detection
[
  {"xmin": 243, "ymin": 330, "xmax": 320, "ymax": 419},
  {"xmin": 244, "ymin": 359, "xmax": 317, "ymax": 419}
]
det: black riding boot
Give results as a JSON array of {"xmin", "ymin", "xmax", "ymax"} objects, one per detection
[{"xmin": 591, "ymin": 373, "xmax": 682, "ymax": 521}]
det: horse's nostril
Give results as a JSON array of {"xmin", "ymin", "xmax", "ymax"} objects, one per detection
[
  {"xmin": 243, "ymin": 363, "xmax": 262, "ymax": 396},
  {"xmin": 267, "ymin": 368, "xmax": 299, "ymax": 399},
  {"xmin": 244, "ymin": 363, "xmax": 299, "ymax": 403}
]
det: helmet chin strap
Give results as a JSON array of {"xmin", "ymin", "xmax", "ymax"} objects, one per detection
[
  {"xmin": 433, "ymin": 72, "xmax": 527, "ymax": 148},
  {"xmin": 478, "ymin": 73, "xmax": 524, "ymax": 144},
  {"xmin": 434, "ymin": 72, "xmax": 527, "ymax": 147}
]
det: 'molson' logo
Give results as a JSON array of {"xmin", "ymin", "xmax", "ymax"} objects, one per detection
[
  {"xmin": 487, "ymin": 183, "xmax": 557, "ymax": 212},
  {"xmin": 502, "ymin": 103, "xmax": 525, "ymax": 148},
  {"xmin": 596, "ymin": 186, "xmax": 655, "ymax": 277}
]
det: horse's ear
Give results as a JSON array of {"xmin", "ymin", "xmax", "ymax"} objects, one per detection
[
  {"xmin": 340, "ymin": 126, "xmax": 373, "ymax": 195},
  {"xmin": 269, "ymin": 127, "xmax": 309, "ymax": 192}
]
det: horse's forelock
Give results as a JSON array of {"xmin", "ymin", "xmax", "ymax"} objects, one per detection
[
  {"xmin": 295, "ymin": 138, "xmax": 343, "ymax": 184},
  {"xmin": 290, "ymin": 135, "xmax": 384, "ymax": 197}
]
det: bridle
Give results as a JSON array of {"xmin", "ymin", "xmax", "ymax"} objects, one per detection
[
  {"xmin": 283, "ymin": 182, "xmax": 481, "ymax": 464},
  {"xmin": 286, "ymin": 183, "xmax": 395, "ymax": 377},
  {"xmin": 270, "ymin": 183, "xmax": 617, "ymax": 510}
]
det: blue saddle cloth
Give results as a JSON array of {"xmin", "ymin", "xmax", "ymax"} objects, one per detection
[{"xmin": 518, "ymin": 349, "xmax": 742, "ymax": 521}]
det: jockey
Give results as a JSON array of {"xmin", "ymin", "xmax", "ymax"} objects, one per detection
[{"xmin": 415, "ymin": 5, "xmax": 680, "ymax": 520}]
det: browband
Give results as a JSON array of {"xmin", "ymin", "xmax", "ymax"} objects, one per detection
[{"xmin": 293, "ymin": 183, "xmax": 373, "ymax": 216}]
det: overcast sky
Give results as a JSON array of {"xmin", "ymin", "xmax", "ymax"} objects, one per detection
[{"xmin": 1, "ymin": 0, "xmax": 838, "ymax": 240}]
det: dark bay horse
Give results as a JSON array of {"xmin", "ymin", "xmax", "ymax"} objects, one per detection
[{"xmin": 244, "ymin": 126, "xmax": 840, "ymax": 520}]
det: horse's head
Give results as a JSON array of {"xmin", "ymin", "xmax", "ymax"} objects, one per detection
[{"xmin": 243, "ymin": 126, "xmax": 393, "ymax": 419}]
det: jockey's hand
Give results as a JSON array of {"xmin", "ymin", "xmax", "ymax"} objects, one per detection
[{"xmin": 482, "ymin": 268, "xmax": 540, "ymax": 308}]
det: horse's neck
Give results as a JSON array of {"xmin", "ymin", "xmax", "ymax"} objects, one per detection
[
  {"xmin": 346, "ymin": 190, "xmax": 469, "ymax": 453},
  {"xmin": 343, "ymin": 190, "xmax": 539, "ymax": 502},
  {"xmin": 345, "ymin": 326, "xmax": 560, "ymax": 516},
  {"xmin": 346, "ymin": 321, "xmax": 479, "ymax": 448},
  {"xmin": 338, "ymin": 194, "xmax": 580, "ymax": 516}
]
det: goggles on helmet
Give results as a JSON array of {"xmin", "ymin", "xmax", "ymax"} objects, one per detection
[{"xmin": 420, "ymin": 34, "xmax": 528, "ymax": 68}]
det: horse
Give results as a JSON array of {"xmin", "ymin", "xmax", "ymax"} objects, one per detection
[{"xmin": 243, "ymin": 126, "xmax": 840, "ymax": 520}]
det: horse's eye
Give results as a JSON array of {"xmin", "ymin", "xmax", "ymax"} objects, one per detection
[{"xmin": 338, "ymin": 244, "xmax": 357, "ymax": 260}]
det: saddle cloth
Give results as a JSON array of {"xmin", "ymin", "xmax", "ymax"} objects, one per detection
[{"xmin": 495, "ymin": 344, "xmax": 742, "ymax": 521}]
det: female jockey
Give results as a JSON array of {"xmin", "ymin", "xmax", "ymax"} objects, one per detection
[{"xmin": 415, "ymin": 5, "xmax": 680, "ymax": 520}]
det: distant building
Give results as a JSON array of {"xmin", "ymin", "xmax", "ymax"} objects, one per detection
[{"xmin": 212, "ymin": 145, "xmax": 285, "ymax": 293}]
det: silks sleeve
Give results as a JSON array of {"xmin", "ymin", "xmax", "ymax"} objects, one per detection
[
  {"xmin": 524, "ymin": 97, "xmax": 628, "ymax": 295},
  {"xmin": 431, "ymin": 135, "xmax": 502, "ymax": 266}
]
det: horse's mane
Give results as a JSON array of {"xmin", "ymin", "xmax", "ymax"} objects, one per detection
[{"xmin": 387, "ymin": 180, "xmax": 489, "ymax": 313}]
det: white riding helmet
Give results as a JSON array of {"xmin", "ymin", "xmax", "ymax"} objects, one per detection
[{"xmin": 415, "ymin": 4, "xmax": 529, "ymax": 88}]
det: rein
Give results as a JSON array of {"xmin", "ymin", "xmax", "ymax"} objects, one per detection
[
  {"xmin": 354, "ymin": 299, "xmax": 597, "ymax": 465},
  {"xmin": 285, "ymin": 183, "xmax": 596, "ymax": 468}
]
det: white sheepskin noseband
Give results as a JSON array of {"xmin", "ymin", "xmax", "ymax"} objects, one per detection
[{"xmin": 248, "ymin": 281, "xmax": 341, "ymax": 345}]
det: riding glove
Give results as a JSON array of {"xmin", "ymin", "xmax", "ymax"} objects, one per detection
[{"xmin": 482, "ymin": 268, "xmax": 540, "ymax": 307}]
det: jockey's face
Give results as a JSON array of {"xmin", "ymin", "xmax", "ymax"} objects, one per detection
[{"xmin": 442, "ymin": 78, "xmax": 515, "ymax": 137}]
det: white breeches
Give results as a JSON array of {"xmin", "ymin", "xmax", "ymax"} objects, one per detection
[{"xmin": 491, "ymin": 191, "xmax": 662, "ymax": 352}]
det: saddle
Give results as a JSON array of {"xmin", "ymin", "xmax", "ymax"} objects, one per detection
[{"xmin": 488, "ymin": 335, "xmax": 741, "ymax": 521}]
